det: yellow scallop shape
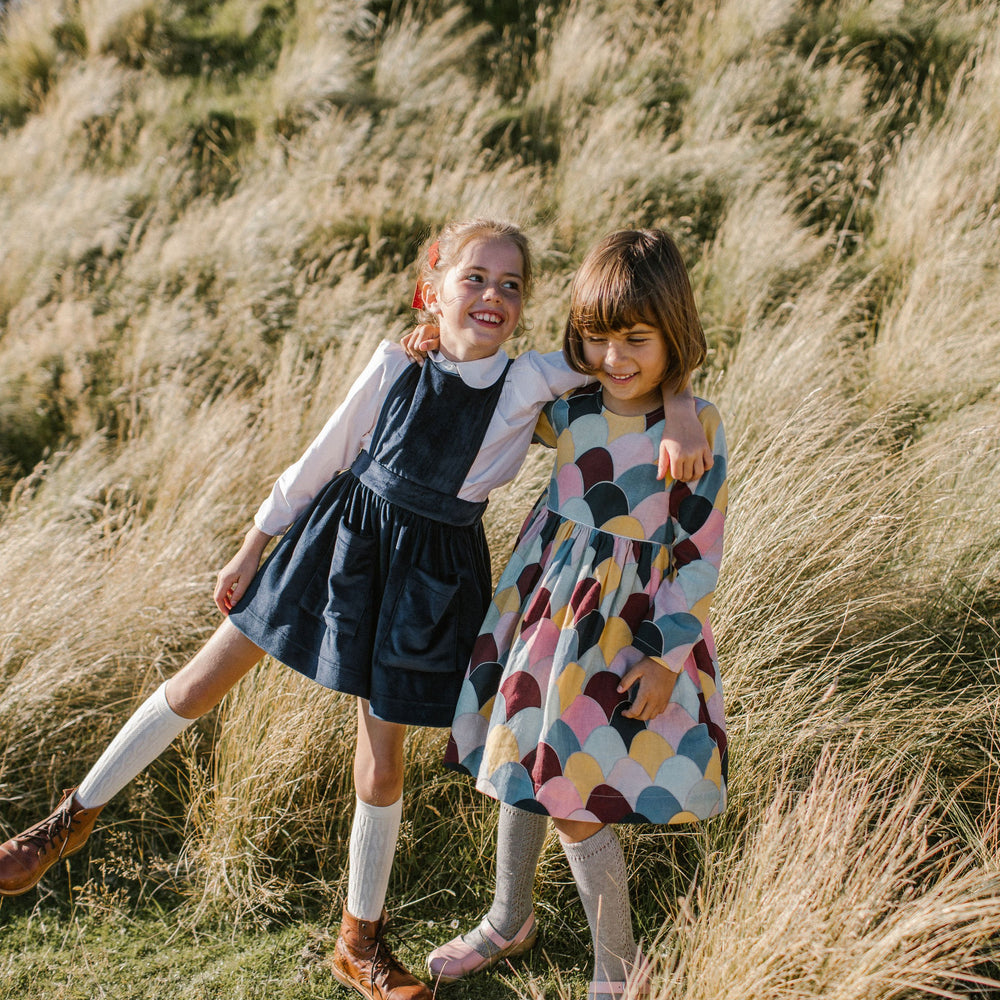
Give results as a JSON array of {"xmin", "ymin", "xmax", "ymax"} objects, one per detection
[
  {"xmin": 494, "ymin": 584, "xmax": 523, "ymax": 615},
  {"xmin": 669, "ymin": 810, "xmax": 701, "ymax": 825},
  {"xmin": 564, "ymin": 752, "xmax": 605, "ymax": 800},
  {"xmin": 628, "ymin": 730, "xmax": 674, "ymax": 780},
  {"xmin": 598, "ymin": 616, "xmax": 634, "ymax": 666},
  {"xmin": 551, "ymin": 603, "xmax": 574, "ymax": 630},
  {"xmin": 594, "ymin": 556, "xmax": 623, "ymax": 594},
  {"xmin": 698, "ymin": 404, "xmax": 722, "ymax": 442},
  {"xmin": 554, "ymin": 519, "xmax": 576, "ymax": 546},
  {"xmin": 699, "ymin": 670, "xmax": 717, "ymax": 700},
  {"xmin": 691, "ymin": 593, "xmax": 713, "ymax": 621},
  {"xmin": 601, "ymin": 514, "xmax": 644, "ymax": 539},
  {"xmin": 704, "ymin": 748, "xmax": 722, "ymax": 787},
  {"xmin": 558, "ymin": 661, "xmax": 586, "ymax": 714},
  {"xmin": 484, "ymin": 725, "xmax": 520, "ymax": 773}
]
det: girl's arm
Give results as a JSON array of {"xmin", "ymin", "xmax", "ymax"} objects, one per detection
[
  {"xmin": 214, "ymin": 526, "xmax": 273, "ymax": 614},
  {"xmin": 660, "ymin": 379, "xmax": 714, "ymax": 483},
  {"xmin": 400, "ymin": 327, "xmax": 714, "ymax": 482},
  {"xmin": 254, "ymin": 342, "xmax": 404, "ymax": 537}
]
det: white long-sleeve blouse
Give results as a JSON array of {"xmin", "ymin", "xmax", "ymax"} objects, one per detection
[{"xmin": 254, "ymin": 340, "xmax": 588, "ymax": 536}]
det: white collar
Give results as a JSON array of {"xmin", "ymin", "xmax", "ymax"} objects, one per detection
[{"xmin": 429, "ymin": 348, "xmax": 511, "ymax": 388}]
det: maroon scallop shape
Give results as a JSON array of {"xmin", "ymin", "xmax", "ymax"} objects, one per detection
[
  {"xmin": 522, "ymin": 587, "xmax": 552, "ymax": 627},
  {"xmin": 619, "ymin": 592, "xmax": 651, "ymax": 631},
  {"xmin": 673, "ymin": 538, "xmax": 701, "ymax": 569},
  {"xmin": 577, "ymin": 447, "xmax": 615, "ymax": 493},
  {"xmin": 469, "ymin": 632, "xmax": 499, "ymax": 666},
  {"xmin": 500, "ymin": 672, "xmax": 542, "ymax": 720},
  {"xmin": 669, "ymin": 480, "xmax": 692, "ymax": 518},
  {"xmin": 583, "ymin": 671, "xmax": 624, "ymax": 719},
  {"xmin": 517, "ymin": 563, "xmax": 544, "ymax": 601},
  {"xmin": 569, "ymin": 577, "xmax": 601, "ymax": 621},
  {"xmin": 525, "ymin": 741, "xmax": 564, "ymax": 786},
  {"xmin": 585, "ymin": 784, "xmax": 632, "ymax": 823},
  {"xmin": 692, "ymin": 638, "xmax": 715, "ymax": 679}
]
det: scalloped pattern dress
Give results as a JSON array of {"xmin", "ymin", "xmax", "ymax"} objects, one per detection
[{"xmin": 445, "ymin": 383, "xmax": 729, "ymax": 824}]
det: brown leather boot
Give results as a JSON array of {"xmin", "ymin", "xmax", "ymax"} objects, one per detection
[
  {"xmin": 0, "ymin": 788, "xmax": 104, "ymax": 896},
  {"xmin": 329, "ymin": 905, "xmax": 433, "ymax": 1000}
]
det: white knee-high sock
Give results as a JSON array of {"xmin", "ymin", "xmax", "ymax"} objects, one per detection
[
  {"xmin": 346, "ymin": 795, "xmax": 403, "ymax": 921},
  {"xmin": 75, "ymin": 681, "xmax": 194, "ymax": 809},
  {"xmin": 562, "ymin": 826, "xmax": 638, "ymax": 990}
]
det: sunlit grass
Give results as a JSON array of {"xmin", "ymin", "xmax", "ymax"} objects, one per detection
[{"xmin": 1, "ymin": 0, "xmax": 998, "ymax": 996}]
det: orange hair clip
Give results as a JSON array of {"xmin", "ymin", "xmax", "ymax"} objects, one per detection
[{"xmin": 411, "ymin": 240, "xmax": 440, "ymax": 310}]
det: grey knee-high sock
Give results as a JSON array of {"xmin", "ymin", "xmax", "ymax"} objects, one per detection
[
  {"xmin": 561, "ymin": 826, "xmax": 638, "ymax": 991},
  {"xmin": 75, "ymin": 681, "xmax": 195, "ymax": 809},
  {"xmin": 464, "ymin": 803, "xmax": 547, "ymax": 956}
]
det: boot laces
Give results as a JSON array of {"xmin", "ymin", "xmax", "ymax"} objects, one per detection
[
  {"xmin": 371, "ymin": 924, "xmax": 411, "ymax": 983},
  {"xmin": 14, "ymin": 798, "xmax": 76, "ymax": 859}
]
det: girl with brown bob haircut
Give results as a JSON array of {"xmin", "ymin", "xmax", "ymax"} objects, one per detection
[{"xmin": 563, "ymin": 228, "xmax": 707, "ymax": 393}]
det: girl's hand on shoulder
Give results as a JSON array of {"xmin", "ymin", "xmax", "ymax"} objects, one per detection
[
  {"xmin": 213, "ymin": 528, "xmax": 271, "ymax": 614},
  {"xmin": 400, "ymin": 324, "xmax": 441, "ymax": 364},
  {"xmin": 619, "ymin": 657, "xmax": 678, "ymax": 721},
  {"xmin": 658, "ymin": 435, "xmax": 714, "ymax": 483}
]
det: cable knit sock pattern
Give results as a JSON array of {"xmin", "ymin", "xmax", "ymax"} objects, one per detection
[
  {"xmin": 562, "ymin": 826, "xmax": 638, "ymax": 996},
  {"xmin": 345, "ymin": 796, "xmax": 403, "ymax": 921},
  {"xmin": 76, "ymin": 681, "xmax": 194, "ymax": 809},
  {"xmin": 464, "ymin": 803, "xmax": 547, "ymax": 957}
]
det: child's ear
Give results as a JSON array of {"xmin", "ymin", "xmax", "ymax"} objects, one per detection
[
  {"xmin": 421, "ymin": 282, "xmax": 442, "ymax": 314},
  {"xmin": 420, "ymin": 281, "xmax": 441, "ymax": 315}
]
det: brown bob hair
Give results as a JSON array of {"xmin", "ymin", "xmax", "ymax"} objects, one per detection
[{"xmin": 563, "ymin": 229, "xmax": 706, "ymax": 393}]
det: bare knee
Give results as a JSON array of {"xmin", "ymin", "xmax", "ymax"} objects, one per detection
[
  {"xmin": 353, "ymin": 701, "xmax": 406, "ymax": 805},
  {"xmin": 354, "ymin": 752, "xmax": 404, "ymax": 805},
  {"xmin": 164, "ymin": 620, "xmax": 263, "ymax": 719},
  {"xmin": 554, "ymin": 817, "xmax": 606, "ymax": 844}
]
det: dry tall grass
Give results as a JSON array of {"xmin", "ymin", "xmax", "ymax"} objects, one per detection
[{"xmin": 1, "ymin": 0, "xmax": 998, "ymax": 996}]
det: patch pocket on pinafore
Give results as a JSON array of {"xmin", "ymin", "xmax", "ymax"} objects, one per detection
[
  {"xmin": 378, "ymin": 565, "xmax": 460, "ymax": 673},
  {"xmin": 298, "ymin": 524, "xmax": 374, "ymax": 637}
]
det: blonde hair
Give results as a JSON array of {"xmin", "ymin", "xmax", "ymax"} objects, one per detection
[
  {"xmin": 413, "ymin": 218, "xmax": 533, "ymax": 325},
  {"xmin": 563, "ymin": 229, "xmax": 706, "ymax": 393}
]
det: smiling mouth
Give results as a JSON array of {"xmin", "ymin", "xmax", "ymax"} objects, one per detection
[
  {"xmin": 607, "ymin": 372, "xmax": 636, "ymax": 383},
  {"xmin": 471, "ymin": 310, "xmax": 504, "ymax": 326}
]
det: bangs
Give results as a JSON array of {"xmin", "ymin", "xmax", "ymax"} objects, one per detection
[{"xmin": 568, "ymin": 265, "xmax": 655, "ymax": 334}]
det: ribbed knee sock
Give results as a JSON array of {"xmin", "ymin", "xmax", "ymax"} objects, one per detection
[
  {"xmin": 75, "ymin": 681, "xmax": 194, "ymax": 809},
  {"xmin": 464, "ymin": 803, "xmax": 547, "ymax": 956},
  {"xmin": 346, "ymin": 795, "xmax": 403, "ymax": 921},
  {"xmin": 561, "ymin": 826, "xmax": 638, "ymax": 993}
]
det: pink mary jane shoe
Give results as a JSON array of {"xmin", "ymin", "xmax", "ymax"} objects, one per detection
[
  {"xmin": 587, "ymin": 952, "xmax": 652, "ymax": 1000},
  {"xmin": 427, "ymin": 912, "xmax": 538, "ymax": 984},
  {"xmin": 588, "ymin": 982, "xmax": 650, "ymax": 1000}
]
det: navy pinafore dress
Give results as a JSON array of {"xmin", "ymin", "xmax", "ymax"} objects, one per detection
[{"xmin": 229, "ymin": 355, "xmax": 512, "ymax": 726}]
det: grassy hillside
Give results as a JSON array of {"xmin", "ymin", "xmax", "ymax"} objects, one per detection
[{"xmin": 1, "ymin": 1, "xmax": 998, "ymax": 998}]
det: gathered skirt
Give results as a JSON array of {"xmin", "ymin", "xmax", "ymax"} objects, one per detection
[
  {"xmin": 229, "ymin": 469, "xmax": 492, "ymax": 727},
  {"xmin": 446, "ymin": 496, "xmax": 727, "ymax": 823}
]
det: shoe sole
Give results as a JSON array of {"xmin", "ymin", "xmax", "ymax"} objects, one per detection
[
  {"xmin": 431, "ymin": 925, "xmax": 539, "ymax": 985},
  {"xmin": 329, "ymin": 963, "xmax": 376, "ymax": 1000},
  {"xmin": 0, "ymin": 842, "xmax": 88, "ymax": 897}
]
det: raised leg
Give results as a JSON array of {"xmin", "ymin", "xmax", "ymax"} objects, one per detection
[{"xmin": 0, "ymin": 618, "xmax": 263, "ymax": 896}]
